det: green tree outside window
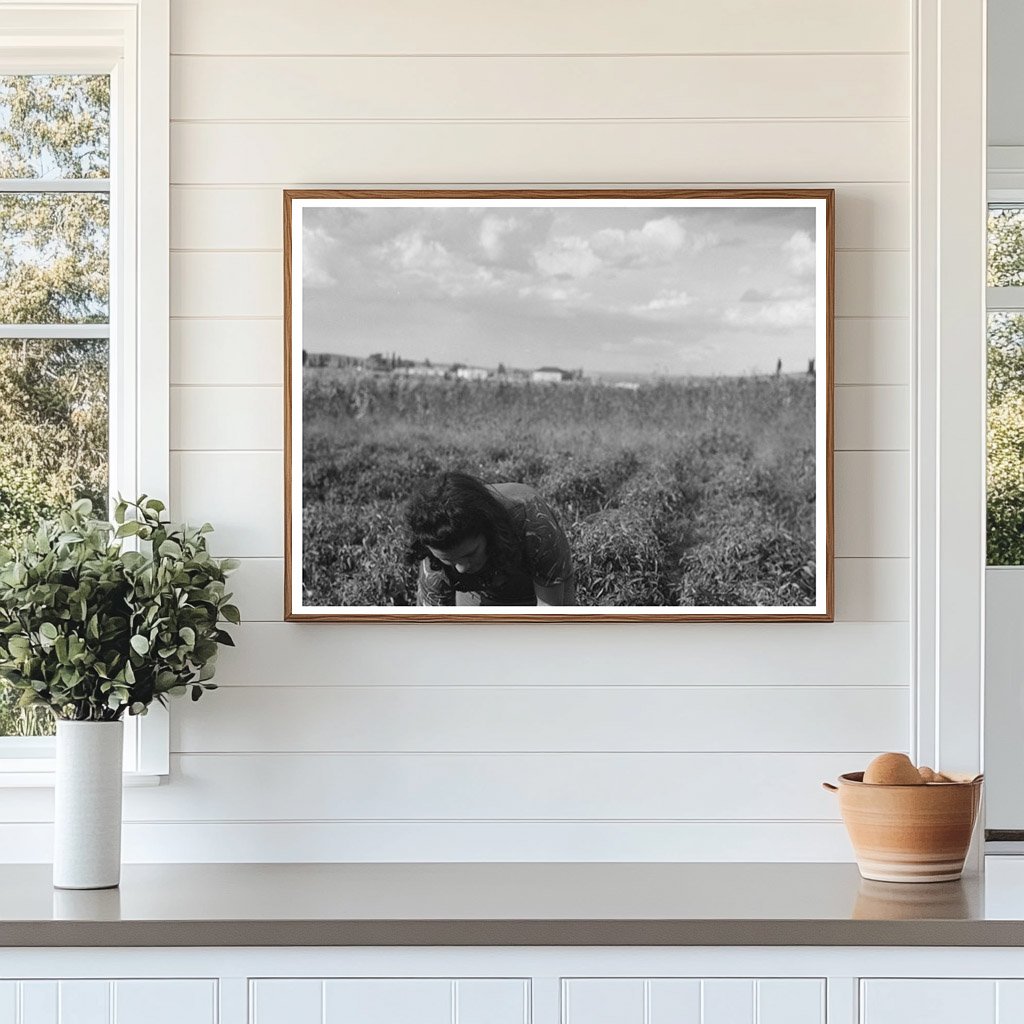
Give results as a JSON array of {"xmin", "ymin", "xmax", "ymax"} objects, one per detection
[{"xmin": 0, "ymin": 75, "xmax": 110, "ymax": 736}]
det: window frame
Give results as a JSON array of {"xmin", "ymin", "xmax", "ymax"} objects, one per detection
[
  {"xmin": 0, "ymin": 0, "xmax": 169, "ymax": 784},
  {"xmin": 983, "ymin": 188, "xmax": 1024, "ymax": 838}
]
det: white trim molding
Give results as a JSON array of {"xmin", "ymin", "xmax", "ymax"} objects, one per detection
[
  {"xmin": 914, "ymin": 0, "xmax": 987, "ymax": 828},
  {"xmin": 0, "ymin": 0, "xmax": 171, "ymax": 781}
]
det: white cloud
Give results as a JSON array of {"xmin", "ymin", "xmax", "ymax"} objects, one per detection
[
  {"xmin": 479, "ymin": 215, "xmax": 519, "ymax": 260},
  {"xmin": 533, "ymin": 235, "xmax": 603, "ymax": 279},
  {"xmin": 724, "ymin": 295, "xmax": 814, "ymax": 329},
  {"xmin": 784, "ymin": 230, "xmax": 816, "ymax": 276},
  {"xmin": 377, "ymin": 229, "xmax": 452, "ymax": 273},
  {"xmin": 639, "ymin": 289, "xmax": 693, "ymax": 312}
]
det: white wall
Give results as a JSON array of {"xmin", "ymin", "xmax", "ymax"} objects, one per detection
[{"xmin": 7, "ymin": 0, "xmax": 915, "ymax": 861}]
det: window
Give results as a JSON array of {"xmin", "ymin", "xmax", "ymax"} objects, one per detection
[
  {"xmin": 0, "ymin": 2, "xmax": 169, "ymax": 780},
  {"xmin": 0, "ymin": 73, "xmax": 111, "ymax": 738},
  {"xmin": 986, "ymin": 205, "xmax": 1024, "ymax": 566}
]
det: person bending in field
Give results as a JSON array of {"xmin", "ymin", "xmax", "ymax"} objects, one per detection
[{"xmin": 404, "ymin": 471, "xmax": 575, "ymax": 607}]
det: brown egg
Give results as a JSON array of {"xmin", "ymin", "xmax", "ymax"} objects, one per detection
[{"xmin": 863, "ymin": 752, "xmax": 925, "ymax": 785}]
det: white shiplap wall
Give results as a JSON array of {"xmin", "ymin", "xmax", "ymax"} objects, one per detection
[{"xmin": 3, "ymin": 0, "xmax": 915, "ymax": 861}]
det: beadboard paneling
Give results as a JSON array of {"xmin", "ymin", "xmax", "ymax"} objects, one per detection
[
  {"xmin": 116, "ymin": 752, "xmax": 872, "ymax": 821},
  {"xmin": 170, "ymin": 685, "xmax": 909, "ymax": 754},
  {"xmin": 170, "ymin": 121, "xmax": 909, "ymax": 186},
  {"xmin": 170, "ymin": 182, "xmax": 909, "ymax": 252},
  {"xmin": 171, "ymin": 55, "xmax": 908, "ymax": 122},
  {"xmin": 210, "ymin": 621, "xmax": 910, "ymax": 687},
  {"xmin": 170, "ymin": 0, "xmax": 909, "ymax": 56}
]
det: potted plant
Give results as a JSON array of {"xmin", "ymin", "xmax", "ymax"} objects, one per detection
[{"xmin": 0, "ymin": 496, "xmax": 239, "ymax": 889}]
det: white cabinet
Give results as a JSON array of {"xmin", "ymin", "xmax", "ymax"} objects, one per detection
[
  {"xmin": 0, "ymin": 980, "xmax": 216, "ymax": 1024},
  {"xmin": 562, "ymin": 978, "xmax": 825, "ymax": 1024},
  {"xmin": 249, "ymin": 978, "xmax": 529, "ymax": 1024},
  {"xmin": 860, "ymin": 980, "xmax": 1024, "ymax": 1024}
]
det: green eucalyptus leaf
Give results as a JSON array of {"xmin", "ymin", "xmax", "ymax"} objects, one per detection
[
  {"xmin": 39, "ymin": 622, "xmax": 58, "ymax": 641},
  {"xmin": 158, "ymin": 539, "xmax": 183, "ymax": 559},
  {"xmin": 130, "ymin": 634, "xmax": 150, "ymax": 656}
]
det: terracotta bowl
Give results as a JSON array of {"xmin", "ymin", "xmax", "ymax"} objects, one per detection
[{"xmin": 823, "ymin": 771, "xmax": 983, "ymax": 883}]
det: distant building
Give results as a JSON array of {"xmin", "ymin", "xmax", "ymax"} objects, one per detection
[
  {"xmin": 532, "ymin": 366, "xmax": 572, "ymax": 383},
  {"xmin": 401, "ymin": 364, "xmax": 446, "ymax": 378},
  {"xmin": 456, "ymin": 366, "xmax": 490, "ymax": 381}
]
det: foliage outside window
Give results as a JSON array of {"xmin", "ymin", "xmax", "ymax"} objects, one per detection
[{"xmin": 0, "ymin": 75, "xmax": 110, "ymax": 736}]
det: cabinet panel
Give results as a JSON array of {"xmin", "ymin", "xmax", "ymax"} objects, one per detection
[
  {"xmin": 998, "ymin": 981, "xmax": 1024, "ymax": 1022},
  {"xmin": 113, "ymin": 980, "xmax": 216, "ymax": 1024},
  {"xmin": 251, "ymin": 979, "xmax": 528, "ymax": 1024},
  {"xmin": 861, "ymin": 981, "xmax": 996, "ymax": 1024},
  {"xmin": 648, "ymin": 980, "xmax": 701, "ymax": 1023},
  {"xmin": 757, "ymin": 980, "xmax": 825, "ymax": 1024},
  {"xmin": 455, "ymin": 980, "xmax": 529, "ymax": 1024},
  {"xmin": 564, "ymin": 979, "xmax": 825, "ymax": 1024},
  {"xmin": 702, "ymin": 980, "xmax": 754, "ymax": 1024},
  {"xmin": 250, "ymin": 980, "xmax": 322, "ymax": 1024},
  {"xmin": 563, "ymin": 980, "xmax": 645, "ymax": 1024},
  {"xmin": 0, "ymin": 983, "xmax": 15, "ymax": 1024},
  {"xmin": 18, "ymin": 983, "xmax": 56, "ymax": 1024},
  {"xmin": 58, "ymin": 982, "xmax": 109, "ymax": 1024}
]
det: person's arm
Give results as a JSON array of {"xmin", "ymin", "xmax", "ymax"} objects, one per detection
[
  {"xmin": 534, "ymin": 580, "xmax": 572, "ymax": 606},
  {"xmin": 417, "ymin": 558, "xmax": 455, "ymax": 606}
]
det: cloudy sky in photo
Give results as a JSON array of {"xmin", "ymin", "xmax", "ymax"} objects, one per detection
[{"xmin": 301, "ymin": 203, "xmax": 818, "ymax": 377}]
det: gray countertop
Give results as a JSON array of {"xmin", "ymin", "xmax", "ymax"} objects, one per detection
[{"xmin": 5, "ymin": 861, "xmax": 1024, "ymax": 947}]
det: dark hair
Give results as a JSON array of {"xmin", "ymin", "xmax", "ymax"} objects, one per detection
[{"xmin": 405, "ymin": 471, "xmax": 517, "ymax": 571}]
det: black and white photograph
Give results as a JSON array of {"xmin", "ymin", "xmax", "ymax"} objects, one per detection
[{"xmin": 285, "ymin": 190, "xmax": 833, "ymax": 621}]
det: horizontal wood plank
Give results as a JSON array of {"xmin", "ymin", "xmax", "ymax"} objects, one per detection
[
  {"xmin": 170, "ymin": 121, "xmax": 909, "ymax": 186},
  {"xmin": 168, "ymin": 315, "xmax": 909, "ymax": 388},
  {"xmin": 170, "ymin": 250, "xmax": 907, "ymax": 319},
  {"xmin": 170, "ymin": 319, "xmax": 284, "ymax": 386},
  {"xmin": 168, "ymin": 383, "xmax": 905, "ymax": 453},
  {"xmin": 0, "ymin": 820, "xmax": 857, "ymax": 862},
  {"xmin": 170, "ymin": 183, "xmax": 908, "ymax": 251},
  {"xmin": 170, "ymin": 0, "xmax": 910, "ymax": 56},
  {"xmin": 171, "ymin": 386, "xmax": 282, "ymax": 450},
  {"xmin": 209, "ymin": 620, "xmax": 910, "ymax": 687},
  {"xmin": 834, "ymin": 451, "xmax": 909, "ymax": 557},
  {"xmin": 114, "ymin": 752, "xmax": 888, "ymax": 820},
  {"xmin": 834, "ymin": 385, "xmax": 909, "ymax": 450},
  {"xmin": 170, "ymin": 451, "xmax": 283, "ymax": 557},
  {"xmin": 171, "ymin": 55, "xmax": 908, "ymax": 121},
  {"xmin": 833, "ymin": 318, "xmax": 908, "ymax": 385},
  {"xmin": 225, "ymin": 556, "xmax": 908, "ymax": 624},
  {"xmin": 172, "ymin": 448, "xmax": 905, "ymax": 559},
  {"xmin": 170, "ymin": 684, "xmax": 909, "ymax": 753}
]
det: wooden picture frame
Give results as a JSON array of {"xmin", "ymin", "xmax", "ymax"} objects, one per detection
[{"xmin": 284, "ymin": 189, "xmax": 834, "ymax": 622}]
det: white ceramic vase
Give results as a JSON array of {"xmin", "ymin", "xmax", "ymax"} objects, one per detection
[{"xmin": 53, "ymin": 719, "xmax": 124, "ymax": 889}]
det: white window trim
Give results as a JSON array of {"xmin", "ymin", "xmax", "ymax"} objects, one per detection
[
  {"xmin": 982, "ymin": 186, "xmax": 1024, "ymax": 840},
  {"xmin": 0, "ymin": 0, "xmax": 169, "ymax": 785},
  {"xmin": 913, "ymin": 0, "xmax": 987, "ymax": 869}
]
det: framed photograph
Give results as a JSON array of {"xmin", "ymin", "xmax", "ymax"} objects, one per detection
[{"xmin": 284, "ymin": 189, "xmax": 833, "ymax": 622}]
